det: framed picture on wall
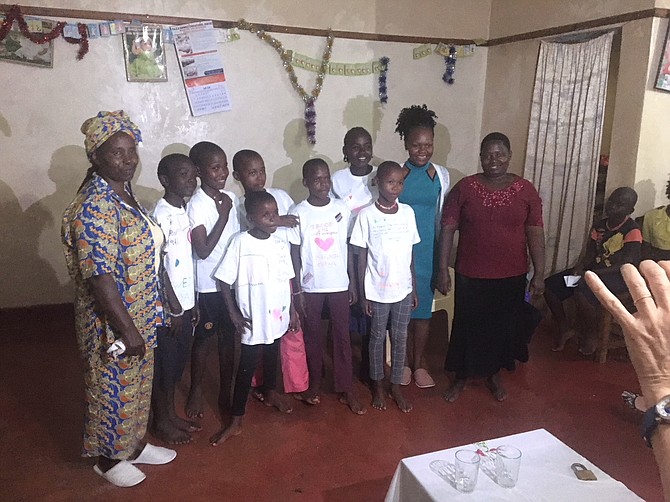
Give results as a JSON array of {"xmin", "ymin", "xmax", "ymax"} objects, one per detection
[
  {"xmin": 655, "ymin": 22, "xmax": 670, "ymax": 92},
  {"xmin": 122, "ymin": 24, "xmax": 167, "ymax": 82},
  {"xmin": 0, "ymin": 17, "xmax": 55, "ymax": 68}
]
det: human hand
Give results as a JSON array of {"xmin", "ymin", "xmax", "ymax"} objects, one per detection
[
  {"xmin": 214, "ymin": 192, "xmax": 232, "ymax": 217},
  {"xmin": 230, "ymin": 310, "xmax": 252, "ymax": 337},
  {"xmin": 278, "ymin": 214, "xmax": 299, "ymax": 228},
  {"xmin": 585, "ymin": 261, "xmax": 670, "ymax": 403},
  {"xmin": 120, "ymin": 327, "xmax": 146, "ymax": 358},
  {"xmin": 348, "ymin": 283, "xmax": 358, "ymax": 306},
  {"xmin": 289, "ymin": 306, "xmax": 299, "ymax": 331},
  {"xmin": 293, "ymin": 292, "xmax": 307, "ymax": 320},
  {"xmin": 436, "ymin": 268, "xmax": 451, "ymax": 296},
  {"xmin": 364, "ymin": 300, "xmax": 373, "ymax": 317},
  {"xmin": 411, "ymin": 292, "xmax": 418, "ymax": 310},
  {"xmin": 529, "ymin": 273, "xmax": 545, "ymax": 296}
]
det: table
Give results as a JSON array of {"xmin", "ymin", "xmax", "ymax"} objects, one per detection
[{"xmin": 385, "ymin": 429, "xmax": 643, "ymax": 501}]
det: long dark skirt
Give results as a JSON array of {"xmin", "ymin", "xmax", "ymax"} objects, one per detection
[{"xmin": 444, "ymin": 273, "xmax": 529, "ymax": 379}]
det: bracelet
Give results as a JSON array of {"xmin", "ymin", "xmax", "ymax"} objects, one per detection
[{"xmin": 292, "ymin": 291, "xmax": 303, "ymax": 296}]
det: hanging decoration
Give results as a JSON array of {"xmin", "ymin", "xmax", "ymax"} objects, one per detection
[
  {"xmin": 0, "ymin": 5, "xmax": 89, "ymax": 60},
  {"xmin": 442, "ymin": 46, "xmax": 456, "ymax": 84},
  {"xmin": 237, "ymin": 18, "xmax": 334, "ymax": 144},
  {"xmin": 378, "ymin": 56, "xmax": 389, "ymax": 103}
]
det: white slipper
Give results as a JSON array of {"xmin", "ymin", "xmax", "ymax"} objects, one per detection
[
  {"xmin": 130, "ymin": 443, "xmax": 177, "ymax": 465},
  {"xmin": 93, "ymin": 461, "xmax": 146, "ymax": 487}
]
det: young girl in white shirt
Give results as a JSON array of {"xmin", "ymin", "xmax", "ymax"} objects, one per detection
[{"xmin": 350, "ymin": 161, "xmax": 420, "ymax": 413}]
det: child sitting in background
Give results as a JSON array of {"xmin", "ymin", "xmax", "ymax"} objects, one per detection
[
  {"xmin": 186, "ymin": 141, "xmax": 239, "ymax": 419},
  {"xmin": 210, "ymin": 191, "xmax": 296, "ymax": 446},
  {"xmin": 288, "ymin": 159, "xmax": 365, "ymax": 415},
  {"xmin": 350, "ymin": 161, "xmax": 420, "ymax": 413},
  {"xmin": 152, "ymin": 154, "xmax": 201, "ymax": 444}
]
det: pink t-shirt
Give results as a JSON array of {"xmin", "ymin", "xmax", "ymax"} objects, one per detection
[{"xmin": 441, "ymin": 175, "xmax": 543, "ymax": 279}]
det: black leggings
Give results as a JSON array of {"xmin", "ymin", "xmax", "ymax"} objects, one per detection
[{"xmin": 231, "ymin": 340, "xmax": 280, "ymax": 416}]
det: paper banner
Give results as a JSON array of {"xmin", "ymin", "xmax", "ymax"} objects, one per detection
[
  {"xmin": 413, "ymin": 44, "xmax": 432, "ymax": 59},
  {"xmin": 290, "ymin": 52, "xmax": 385, "ymax": 76},
  {"xmin": 434, "ymin": 42, "xmax": 476, "ymax": 58}
]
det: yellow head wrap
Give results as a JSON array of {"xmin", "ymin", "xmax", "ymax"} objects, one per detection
[{"xmin": 80, "ymin": 110, "xmax": 142, "ymax": 157}]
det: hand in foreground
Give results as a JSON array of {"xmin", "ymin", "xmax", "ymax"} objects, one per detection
[
  {"xmin": 230, "ymin": 310, "xmax": 252, "ymax": 337},
  {"xmin": 278, "ymin": 214, "xmax": 299, "ymax": 228},
  {"xmin": 214, "ymin": 192, "xmax": 233, "ymax": 216},
  {"xmin": 120, "ymin": 327, "xmax": 146, "ymax": 358},
  {"xmin": 585, "ymin": 260, "xmax": 670, "ymax": 402},
  {"xmin": 435, "ymin": 268, "xmax": 451, "ymax": 296},
  {"xmin": 529, "ymin": 273, "xmax": 545, "ymax": 296},
  {"xmin": 348, "ymin": 283, "xmax": 358, "ymax": 306}
]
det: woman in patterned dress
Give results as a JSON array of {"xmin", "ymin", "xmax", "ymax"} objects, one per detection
[
  {"xmin": 437, "ymin": 132, "xmax": 545, "ymax": 402},
  {"xmin": 62, "ymin": 111, "xmax": 176, "ymax": 487}
]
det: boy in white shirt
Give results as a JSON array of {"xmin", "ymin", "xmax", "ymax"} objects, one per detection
[
  {"xmin": 186, "ymin": 141, "xmax": 240, "ymax": 420},
  {"xmin": 210, "ymin": 191, "xmax": 296, "ymax": 446},
  {"xmin": 152, "ymin": 154, "xmax": 200, "ymax": 443},
  {"xmin": 289, "ymin": 159, "xmax": 365, "ymax": 415},
  {"xmin": 350, "ymin": 161, "xmax": 420, "ymax": 413}
]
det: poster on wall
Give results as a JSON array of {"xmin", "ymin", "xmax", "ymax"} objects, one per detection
[
  {"xmin": 170, "ymin": 20, "xmax": 232, "ymax": 116},
  {"xmin": 655, "ymin": 22, "xmax": 670, "ymax": 92},
  {"xmin": 0, "ymin": 17, "xmax": 55, "ymax": 68},
  {"xmin": 122, "ymin": 24, "xmax": 168, "ymax": 82}
]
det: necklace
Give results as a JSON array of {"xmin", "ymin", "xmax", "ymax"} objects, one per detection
[{"xmin": 376, "ymin": 200, "xmax": 398, "ymax": 211}]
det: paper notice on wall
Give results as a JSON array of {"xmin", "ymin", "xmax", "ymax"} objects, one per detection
[{"xmin": 171, "ymin": 20, "xmax": 232, "ymax": 116}]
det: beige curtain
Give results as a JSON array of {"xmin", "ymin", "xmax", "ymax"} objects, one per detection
[{"xmin": 525, "ymin": 31, "xmax": 614, "ymax": 276}]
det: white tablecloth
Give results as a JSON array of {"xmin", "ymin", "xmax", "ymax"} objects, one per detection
[{"xmin": 385, "ymin": 429, "xmax": 643, "ymax": 501}]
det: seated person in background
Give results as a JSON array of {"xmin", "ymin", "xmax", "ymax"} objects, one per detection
[
  {"xmin": 544, "ymin": 187, "xmax": 641, "ymax": 354},
  {"xmin": 642, "ymin": 179, "xmax": 670, "ymax": 261}
]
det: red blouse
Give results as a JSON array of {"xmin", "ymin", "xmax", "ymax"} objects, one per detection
[{"xmin": 441, "ymin": 174, "xmax": 544, "ymax": 279}]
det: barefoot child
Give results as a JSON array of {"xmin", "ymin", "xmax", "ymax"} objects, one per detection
[
  {"xmin": 288, "ymin": 159, "xmax": 365, "ymax": 414},
  {"xmin": 210, "ymin": 191, "xmax": 296, "ymax": 445},
  {"xmin": 349, "ymin": 161, "xmax": 420, "ymax": 413},
  {"xmin": 151, "ymin": 154, "xmax": 201, "ymax": 444},
  {"xmin": 331, "ymin": 127, "xmax": 377, "ymax": 382},
  {"xmin": 186, "ymin": 142, "xmax": 240, "ymax": 419}
]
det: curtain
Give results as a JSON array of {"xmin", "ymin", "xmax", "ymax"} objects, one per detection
[{"xmin": 525, "ymin": 32, "xmax": 614, "ymax": 276}]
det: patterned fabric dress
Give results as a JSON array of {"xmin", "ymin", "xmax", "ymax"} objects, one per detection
[{"xmin": 62, "ymin": 173, "xmax": 164, "ymax": 459}]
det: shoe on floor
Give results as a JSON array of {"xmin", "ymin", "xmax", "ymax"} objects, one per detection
[
  {"xmin": 401, "ymin": 366, "xmax": 412, "ymax": 386},
  {"xmin": 414, "ymin": 368, "xmax": 435, "ymax": 388},
  {"xmin": 130, "ymin": 443, "xmax": 177, "ymax": 465},
  {"xmin": 93, "ymin": 461, "xmax": 146, "ymax": 487}
]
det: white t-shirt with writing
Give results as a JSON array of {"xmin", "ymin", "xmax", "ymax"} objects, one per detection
[
  {"xmin": 214, "ymin": 232, "xmax": 294, "ymax": 345},
  {"xmin": 186, "ymin": 186, "xmax": 239, "ymax": 293},
  {"xmin": 349, "ymin": 203, "xmax": 421, "ymax": 303},
  {"xmin": 238, "ymin": 187, "xmax": 294, "ymax": 243},
  {"xmin": 331, "ymin": 167, "xmax": 377, "ymax": 237},
  {"xmin": 288, "ymin": 198, "xmax": 350, "ymax": 293},
  {"xmin": 153, "ymin": 198, "xmax": 196, "ymax": 310}
]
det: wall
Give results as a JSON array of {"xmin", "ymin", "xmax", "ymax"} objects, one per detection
[{"xmin": 0, "ymin": 1, "xmax": 490, "ymax": 307}]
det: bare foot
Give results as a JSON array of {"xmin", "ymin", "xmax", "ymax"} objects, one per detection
[
  {"xmin": 152, "ymin": 419, "xmax": 192, "ymax": 445},
  {"xmin": 209, "ymin": 416, "xmax": 242, "ymax": 446},
  {"xmin": 552, "ymin": 329, "xmax": 575, "ymax": 352},
  {"xmin": 390, "ymin": 384, "xmax": 412, "ymax": 413},
  {"xmin": 486, "ymin": 374, "xmax": 507, "ymax": 402},
  {"xmin": 172, "ymin": 415, "xmax": 202, "ymax": 433},
  {"xmin": 339, "ymin": 391, "xmax": 367, "ymax": 415},
  {"xmin": 185, "ymin": 387, "xmax": 204, "ymax": 419},
  {"xmin": 371, "ymin": 381, "xmax": 387, "ymax": 411},
  {"xmin": 262, "ymin": 389, "xmax": 293, "ymax": 413},
  {"xmin": 294, "ymin": 391, "xmax": 320, "ymax": 405},
  {"xmin": 443, "ymin": 379, "xmax": 466, "ymax": 403}
]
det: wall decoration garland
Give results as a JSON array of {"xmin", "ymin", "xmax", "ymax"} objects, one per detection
[
  {"xmin": 378, "ymin": 57, "xmax": 389, "ymax": 103},
  {"xmin": 237, "ymin": 18, "xmax": 334, "ymax": 144},
  {"xmin": 442, "ymin": 46, "xmax": 456, "ymax": 84},
  {"xmin": 0, "ymin": 5, "xmax": 89, "ymax": 60}
]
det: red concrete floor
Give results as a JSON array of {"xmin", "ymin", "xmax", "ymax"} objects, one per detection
[{"xmin": 0, "ymin": 305, "xmax": 663, "ymax": 501}]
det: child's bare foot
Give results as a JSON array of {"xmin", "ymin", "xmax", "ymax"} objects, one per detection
[
  {"xmin": 390, "ymin": 384, "xmax": 412, "ymax": 413},
  {"xmin": 262, "ymin": 389, "xmax": 293, "ymax": 413},
  {"xmin": 209, "ymin": 417, "xmax": 242, "ymax": 446},
  {"xmin": 152, "ymin": 419, "xmax": 192, "ymax": 445},
  {"xmin": 443, "ymin": 379, "xmax": 466, "ymax": 403},
  {"xmin": 552, "ymin": 329, "xmax": 575, "ymax": 352},
  {"xmin": 486, "ymin": 374, "xmax": 507, "ymax": 402},
  {"xmin": 185, "ymin": 387, "xmax": 204, "ymax": 419},
  {"xmin": 172, "ymin": 415, "xmax": 202, "ymax": 433},
  {"xmin": 371, "ymin": 381, "xmax": 387, "ymax": 411},
  {"xmin": 294, "ymin": 391, "xmax": 320, "ymax": 405},
  {"xmin": 339, "ymin": 391, "xmax": 367, "ymax": 415}
]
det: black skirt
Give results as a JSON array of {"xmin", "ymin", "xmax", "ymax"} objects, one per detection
[{"xmin": 444, "ymin": 273, "xmax": 530, "ymax": 379}]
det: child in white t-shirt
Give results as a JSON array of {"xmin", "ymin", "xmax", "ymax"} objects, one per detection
[
  {"xmin": 350, "ymin": 161, "xmax": 420, "ymax": 413},
  {"xmin": 210, "ymin": 191, "xmax": 296, "ymax": 446},
  {"xmin": 185, "ymin": 141, "xmax": 240, "ymax": 420},
  {"xmin": 288, "ymin": 159, "xmax": 365, "ymax": 415},
  {"xmin": 152, "ymin": 153, "xmax": 200, "ymax": 443}
]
